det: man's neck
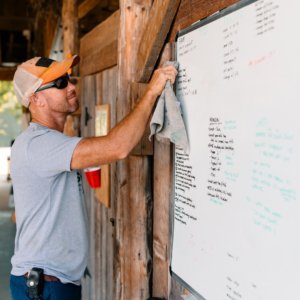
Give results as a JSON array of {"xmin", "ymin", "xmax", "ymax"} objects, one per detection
[{"xmin": 31, "ymin": 115, "xmax": 66, "ymax": 132}]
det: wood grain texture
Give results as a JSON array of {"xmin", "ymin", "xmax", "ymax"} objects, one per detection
[
  {"xmin": 80, "ymin": 10, "xmax": 120, "ymax": 76},
  {"xmin": 169, "ymin": 0, "xmax": 239, "ymax": 42},
  {"xmin": 62, "ymin": 0, "xmax": 79, "ymax": 57},
  {"xmin": 129, "ymin": 155, "xmax": 152, "ymax": 300},
  {"xmin": 136, "ymin": 0, "xmax": 181, "ymax": 83},
  {"xmin": 151, "ymin": 42, "xmax": 173, "ymax": 299},
  {"xmin": 80, "ymin": 67, "xmax": 118, "ymax": 299},
  {"xmin": 95, "ymin": 164, "xmax": 111, "ymax": 207},
  {"xmin": 94, "ymin": 103, "xmax": 111, "ymax": 207},
  {"xmin": 116, "ymin": 1, "xmax": 153, "ymax": 299},
  {"xmin": 79, "ymin": 0, "xmax": 102, "ymax": 19},
  {"xmin": 80, "ymin": 75, "xmax": 96, "ymax": 300},
  {"xmin": 130, "ymin": 82, "xmax": 153, "ymax": 156},
  {"xmin": 44, "ymin": 9, "xmax": 59, "ymax": 57}
]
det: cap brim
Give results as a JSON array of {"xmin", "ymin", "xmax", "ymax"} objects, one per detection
[{"xmin": 40, "ymin": 55, "xmax": 80, "ymax": 84}]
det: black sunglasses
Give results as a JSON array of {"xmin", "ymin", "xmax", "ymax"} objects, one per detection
[{"xmin": 35, "ymin": 74, "xmax": 70, "ymax": 92}]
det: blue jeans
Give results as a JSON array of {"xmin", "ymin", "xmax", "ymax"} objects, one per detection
[{"xmin": 10, "ymin": 274, "xmax": 81, "ymax": 300}]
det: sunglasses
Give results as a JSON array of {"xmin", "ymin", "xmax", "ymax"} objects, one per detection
[{"xmin": 35, "ymin": 74, "xmax": 70, "ymax": 92}]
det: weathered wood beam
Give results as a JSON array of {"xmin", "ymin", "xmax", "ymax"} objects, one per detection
[
  {"xmin": 78, "ymin": 0, "xmax": 102, "ymax": 19},
  {"xmin": 131, "ymin": 82, "xmax": 153, "ymax": 155},
  {"xmin": 0, "ymin": 67, "xmax": 17, "ymax": 81},
  {"xmin": 0, "ymin": 16, "xmax": 34, "ymax": 31},
  {"xmin": 169, "ymin": 0, "xmax": 239, "ymax": 42},
  {"xmin": 129, "ymin": 156, "xmax": 152, "ymax": 300},
  {"xmin": 44, "ymin": 9, "xmax": 59, "ymax": 57},
  {"xmin": 153, "ymin": 137, "xmax": 173, "ymax": 298},
  {"xmin": 135, "ymin": 0, "xmax": 181, "ymax": 83},
  {"xmin": 62, "ymin": 0, "xmax": 79, "ymax": 57},
  {"xmin": 152, "ymin": 42, "xmax": 173, "ymax": 299},
  {"xmin": 115, "ymin": 1, "xmax": 152, "ymax": 299},
  {"xmin": 80, "ymin": 10, "xmax": 120, "ymax": 76}
]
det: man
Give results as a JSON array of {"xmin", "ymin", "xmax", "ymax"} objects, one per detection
[{"xmin": 10, "ymin": 55, "xmax": 177, "ymax": 300}]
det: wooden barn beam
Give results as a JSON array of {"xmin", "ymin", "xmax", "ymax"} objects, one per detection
[
  {"xmin": 62, "ymin": 0, "xmax": 79, "ymax": 58},
  {"xmin": 152, "ymin": 42, "xmax": 173, "ymax": 299},
  {"xmin": 80, "ymin": 10, "xmax": 120, "ymax": 76},
  {"xmin": 115, "ymin": 1, "xmax": 153, "ymax": 299},
  {"xmin": 0, "ymin": 16, "xmax": 34, "ymax": 31},
  {"xmin": 135, "ymin": 0, "xmax": 181, "ymax": 83},
  {"xmin": 130, "ymin": 82, "xmax": 153, "ymax": 155},
  {"xmin": 78, "ymin": 0, "xmax": 102, "ymax": 19},
  {"xmin": 0, "ymin": 67, "xmax": 17, "ymax": 81}
]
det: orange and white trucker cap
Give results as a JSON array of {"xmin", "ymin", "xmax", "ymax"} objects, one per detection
[{"xmin": 13, "ymin": 55, "xmax": 80, "ymax": 107}]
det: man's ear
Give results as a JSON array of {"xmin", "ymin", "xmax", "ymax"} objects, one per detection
[{"xmin": 29, "ymin": 92, "xmax": 45, "ymax": 107}]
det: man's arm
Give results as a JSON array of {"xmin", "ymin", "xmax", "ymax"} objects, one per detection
[{"xmin": 71, "ymin": 65, "xmax": 177, "ymax": 170}]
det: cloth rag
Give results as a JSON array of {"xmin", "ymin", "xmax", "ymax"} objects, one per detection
[{"xmin": 149, "ymin": 61, "xmax": 190, "ymax": 153}]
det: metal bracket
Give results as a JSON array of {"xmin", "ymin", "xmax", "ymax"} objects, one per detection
[{"xmin": 84, "ymin": 107, "xmax": 92, "ymax": 126}]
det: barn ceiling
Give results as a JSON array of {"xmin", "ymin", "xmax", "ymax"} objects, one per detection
[{"xmin": 0, "ymin": 0, "xmax": 119, "ymax": 67}]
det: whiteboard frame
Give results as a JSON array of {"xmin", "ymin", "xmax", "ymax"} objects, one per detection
[{"xmin": 171, "ymin": 0, "xmax": 259, "ymax": 299}]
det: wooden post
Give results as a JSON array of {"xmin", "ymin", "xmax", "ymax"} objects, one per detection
[
  {"xmin": 131, "ymin": 82, "xmax": 153, "ymax": 156},
  {"xmin": 115, "ymin": 1, "xmax": 153, "ymax": 299},
  {"xmin": 152, "ymin": 43, "xmax": 173, "ymax": 299},
  {"xmin": 62, "ymin": 0, "xmax": 79, "ymax": 57},
  {"xmin": 153, "ymin": 138, "xmax": 173, "ymax": 298}
]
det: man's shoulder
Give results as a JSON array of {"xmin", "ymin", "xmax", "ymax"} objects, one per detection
[{"xmin": 14, "ymin": 124, "xmax": 48, "ymax": 145}]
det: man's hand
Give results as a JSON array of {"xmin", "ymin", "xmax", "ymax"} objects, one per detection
[{"xmin": 146, "ymin": 65, "xmax": 178, "ymax": 98}]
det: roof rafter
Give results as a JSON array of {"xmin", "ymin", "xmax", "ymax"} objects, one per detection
[{"xmin": 79, "ymin": 0, "xmax": 103, "ymax": 19}]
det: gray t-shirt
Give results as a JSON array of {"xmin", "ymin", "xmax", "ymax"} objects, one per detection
[{"xmin": 10, "ymin": 122, "xmax": 88, "ymax": 285}]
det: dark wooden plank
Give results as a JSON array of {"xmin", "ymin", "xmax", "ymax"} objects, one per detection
[
  {"xmin": 135, "ymin": 0, "xmax": 181, "ymax": 83},
  {"xmin": 80, "ymin": 10, "xmax": 119, "ymax": 76}
]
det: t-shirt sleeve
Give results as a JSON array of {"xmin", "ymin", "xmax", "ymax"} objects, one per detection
[{"xmin": 27, "ymin": 130, "xmax": 82, "ymax": 177}]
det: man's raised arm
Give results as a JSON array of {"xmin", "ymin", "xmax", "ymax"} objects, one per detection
[{"xmin": 71, "ymin": 65, "xmax": 177, "ymax": 170}]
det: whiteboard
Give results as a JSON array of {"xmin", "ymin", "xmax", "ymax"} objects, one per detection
[{"xmin": 172, "ymin": 0, "xmax": 300, "ymax": 299}]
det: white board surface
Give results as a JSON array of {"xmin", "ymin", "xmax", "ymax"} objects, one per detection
[{"xmin": 172, "ymin": 0, "xmax": 300, "ymax": 299}]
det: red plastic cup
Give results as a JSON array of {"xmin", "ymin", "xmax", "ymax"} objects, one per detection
[{"xmin": 84, "ymin": 166, "xmax": 101, "ymax": 189}]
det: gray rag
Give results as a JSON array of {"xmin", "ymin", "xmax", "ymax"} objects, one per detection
[{"xmin": 149, "ymin": 61, "xmax": 190, "ymax": 153}]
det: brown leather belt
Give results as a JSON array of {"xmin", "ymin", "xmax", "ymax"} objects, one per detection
[{"xmin": 24, "ymin": 273, "xmax": 60, "ymax": 282}]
